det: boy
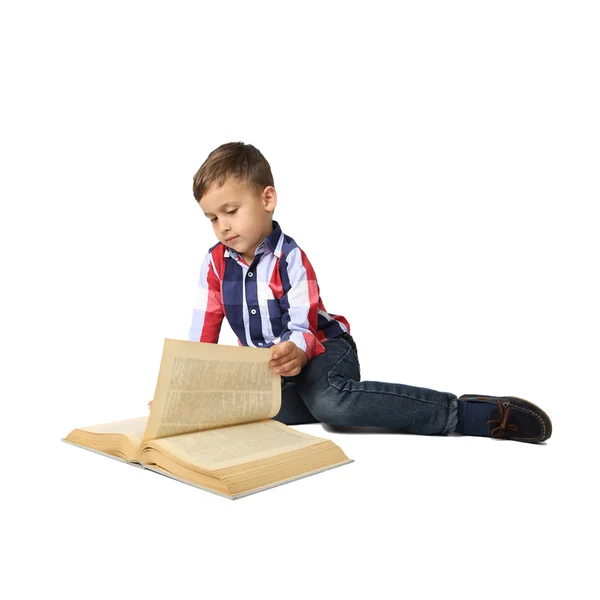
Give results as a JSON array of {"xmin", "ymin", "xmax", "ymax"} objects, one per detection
[{"xmin": 155, "ymin": 141, "xmax": 552, "ymax": 444}]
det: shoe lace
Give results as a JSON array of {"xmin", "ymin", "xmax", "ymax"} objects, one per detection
[{"xmin": 487, "ymin": 400, "xmax": 519, "ymax": 438}]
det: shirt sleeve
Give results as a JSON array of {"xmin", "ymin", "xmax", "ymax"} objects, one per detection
[
  {"xmin": 188, "ymin": 250, "xmax": 224, "ymax": 343},
  {"xmin": 277, "ymin": 247, "xmax": 326, "ymax": 361}
]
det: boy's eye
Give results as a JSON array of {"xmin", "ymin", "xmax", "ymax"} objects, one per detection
[{"xmin": 210, "ymin": 209, "xmax": 237, "ymax": 223}]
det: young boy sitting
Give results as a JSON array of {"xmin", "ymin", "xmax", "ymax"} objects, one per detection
[{"xmin": 156, "ymin": 141, "xmax": 552, "ymax": 444}]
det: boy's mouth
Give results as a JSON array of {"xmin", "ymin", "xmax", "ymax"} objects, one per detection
[{"xmin": 226, "ymin": 236, "xmax": 238, "ymax": 243}]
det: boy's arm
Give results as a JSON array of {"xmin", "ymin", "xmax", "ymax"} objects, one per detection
[
  {"xmin": 276, "ymin": 246, "xmax": 326, "ymax": 362},
  {"xmin": 188, "ymin": 250, "xmax": 224, "ymax": 343}
]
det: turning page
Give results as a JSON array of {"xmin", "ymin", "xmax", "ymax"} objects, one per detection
[{"xmin": 143, "ymin": 339, "xmax": 281, "ymax": 442}]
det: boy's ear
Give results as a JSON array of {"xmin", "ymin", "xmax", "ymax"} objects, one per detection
[{"xmin": 263, "ymin": 185, "xmax": 277, "ymax": 209}]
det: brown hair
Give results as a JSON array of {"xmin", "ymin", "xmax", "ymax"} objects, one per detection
[{"xmin": 192, "ymin": 142, "xmax": 275, "ymax": 204}]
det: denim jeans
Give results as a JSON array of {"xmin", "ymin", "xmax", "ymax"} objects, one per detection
[{"xmin": 273, "ymin": 332, "xmax": 459, "ymax": 435}]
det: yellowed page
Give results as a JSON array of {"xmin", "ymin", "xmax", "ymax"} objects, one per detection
[
  {"xmin": 143, "ymin": 339, "xmax": 281, "ymax": 442},
  {"xmin": 142, "ymin": 419, "xmax": 330, "ymax": 470},
  {"xmin": 78, "ymin": 416, "xmax": 148, "ymax": 448}
]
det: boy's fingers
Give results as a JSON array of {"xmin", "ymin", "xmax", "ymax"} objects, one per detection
[
  {"xmin": 273, "ymin": 358, "xmax": 297, "ymax": 374},
  {"xmin": 271, "ymin": 351, "xmax": 283, "ymax": 364},
  {"xmin": 279, "ymin": 365, "xmax": 300, "ymax": 377},
  {"xmin": 271, "ymin": 341, "xmax": 295, "ymax": 364},
  {"xmin": 271, "ymin": 347, "xmax": 285, "ymax": 360}
]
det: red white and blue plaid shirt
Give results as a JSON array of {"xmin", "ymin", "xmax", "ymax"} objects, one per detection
[{"xmin": 188, "ymin": 220, "xmax": 351, "ymax": 361}]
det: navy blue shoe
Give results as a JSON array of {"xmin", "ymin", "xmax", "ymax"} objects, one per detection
[{"xmin": 457, "ymin": 394, "xmax": 552, "ymax": 443}]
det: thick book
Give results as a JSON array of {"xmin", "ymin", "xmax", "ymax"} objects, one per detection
[{"xmin": 63, "ymin": 338, "xmax": 353, "ymax": 499}]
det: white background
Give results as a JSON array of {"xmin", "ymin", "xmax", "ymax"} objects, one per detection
[{"xmin": 2, "ymin": 1, "xmax": 598, "ymax": 598}]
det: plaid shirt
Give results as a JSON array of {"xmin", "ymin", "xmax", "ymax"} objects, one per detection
[{"xmin": 188, "ymin": 220, "xmax": 351, "ymax": 361}]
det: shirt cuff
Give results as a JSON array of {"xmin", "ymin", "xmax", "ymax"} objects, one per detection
[{"xmin": 285, "ymin": 330, "xmax": 326, "ymax": 362}]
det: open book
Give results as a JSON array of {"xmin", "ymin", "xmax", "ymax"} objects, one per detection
[{"xmin": 63, "ymin": 338, "xmax": 353, "ymax": 499}]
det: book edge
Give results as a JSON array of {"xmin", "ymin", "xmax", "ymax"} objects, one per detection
[
  {"xmin": 62, "ymin": 437, "xmax": 355, "ymax": 500},
  {"xmin": 144, "ymin": 459, "xmax": 355, "ymax": 500}
]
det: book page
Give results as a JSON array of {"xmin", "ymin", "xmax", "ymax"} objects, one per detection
[
  {"xmin": 78, "ymin": 416, "xmax": 148, "ymax": 448},
  {"xmin": 142, "ymin": 339, "xmax": 281, "ymax": 442},
  {"xmin": 145, "ymin": 419, "xmax": 329, "ymax": 470}
]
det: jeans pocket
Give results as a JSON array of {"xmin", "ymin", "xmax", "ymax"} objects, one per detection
[
  {"xmin": 341, "ymin": 333, "xmax": 358, "ymax": 356},
  {"xmin": 340, "ymin": 333, "xmax": 360, "ymax": 380}
]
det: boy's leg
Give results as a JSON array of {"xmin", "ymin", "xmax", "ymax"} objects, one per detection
[
  {"xmin": 293, "ymin": 333, "xmax": 458, "ymax": 435},
  {"xmin": 272, "ymin": 376, "xmax": 321, "ymax": 425}
]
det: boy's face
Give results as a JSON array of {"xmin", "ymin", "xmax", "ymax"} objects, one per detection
[{"xmin": 200, "ymin": 176, "xmax": 277, "ymax": 263}]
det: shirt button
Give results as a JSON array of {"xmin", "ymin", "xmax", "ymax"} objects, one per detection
[
  {"xmin": 258, "ymin": 342, "xmax": 263, "ymax": 346},
  {"xmin": 251, "ymin": 308, "xmax": 257, "ymax": 315},
  {"xmin": 248, "ymin": 271, "xmax": 253, "ymax": 277}
]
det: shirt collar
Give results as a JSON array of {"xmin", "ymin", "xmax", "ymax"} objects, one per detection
[{"xmin": 224, "ymin": 220, "xmax": 283, "ymax": 260}]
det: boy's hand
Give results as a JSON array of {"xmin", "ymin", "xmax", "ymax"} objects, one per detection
[
  {"xmin": 270, "ymin": 341, "xmax": 308, "ymax": 377},
  {"xmin": 148, "ymin": 400, "xmax": 152, "ymax": 410}
]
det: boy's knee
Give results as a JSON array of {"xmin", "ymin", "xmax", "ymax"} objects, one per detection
[{"xmin": 305, "ymin": 389, "xmax": 348, "ymax": 425}]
